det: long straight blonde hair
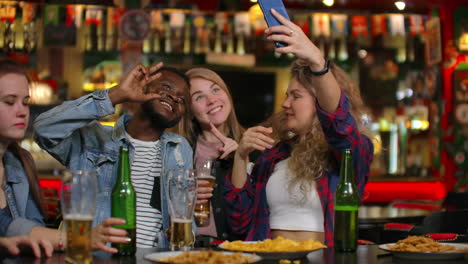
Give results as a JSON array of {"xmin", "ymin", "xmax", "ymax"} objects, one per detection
[{"xmin": 177, "ymin": 68, "xmax": 245, "ymax": 147}]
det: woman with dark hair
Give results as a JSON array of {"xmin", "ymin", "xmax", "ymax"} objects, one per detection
[
  {"xmin": 0, "ymin": 59, "xmax": 131, "ymax": 256},
  {"xmin": 225, "ymin": 10, "xmax": 374, "ymax": 246}
]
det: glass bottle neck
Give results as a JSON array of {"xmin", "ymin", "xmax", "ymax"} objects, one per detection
[
  {"xmin": 340, "ymin": 150, "xmax": 354, "ymax": 183},
  {"xmin": 118, "ymin": 148, "xmax": 131, "ymax": 183}
]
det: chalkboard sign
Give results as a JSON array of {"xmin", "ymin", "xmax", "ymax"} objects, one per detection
[{"xmin": 43, "ymin": 24, "xmax": 77, "ymax": 47}]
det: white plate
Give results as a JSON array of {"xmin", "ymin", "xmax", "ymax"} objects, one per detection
[
  {"xmin": 219, "ymin": 241, "xmax": 324, "ymax": 260},
  {"xmin": 144, "ymin": 250, "xmax": 262, "ymax": 263},
  {"xmin": 378, "ymin": 243, "xmax": 468, "ymax": 260}
]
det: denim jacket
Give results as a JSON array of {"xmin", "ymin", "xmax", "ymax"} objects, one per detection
[
  {"xmin": 0, "ymin": 150, "xmax": 45, "ymax": 236},
  {"xmin": 34, "ymin": 89, "xmax": 193, "ymax": 248}
]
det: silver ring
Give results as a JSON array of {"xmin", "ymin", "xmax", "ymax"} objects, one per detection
[{"xmin": 289, "ymin": 30, "xmax": 294, "ymax": 36}]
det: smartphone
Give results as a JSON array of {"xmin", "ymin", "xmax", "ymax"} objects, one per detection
[{"xmin": 258, "ymin": 0, "xmax": 291, "ymax": 47}]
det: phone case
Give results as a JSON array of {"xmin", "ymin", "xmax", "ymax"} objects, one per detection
[{"xmin": 258, "ymin": 0, "xmax": 291, "ymax": 47}]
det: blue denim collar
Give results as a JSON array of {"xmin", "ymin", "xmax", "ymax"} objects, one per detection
[{"xmin": 4, "ymin": 150, "xmax": 23, "ymax": 184}]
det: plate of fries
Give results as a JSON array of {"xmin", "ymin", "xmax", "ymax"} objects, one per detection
[
  {"xmin": 219, "ymin": 236, "xmax": 327, "ymax": 260},
  {"xmin": 379, "ymin": 236, "xmax": 468, "ymax": 260},
  {"xmin": 144, "ymin": 250, "xmax": 262, "ymax": 264}
]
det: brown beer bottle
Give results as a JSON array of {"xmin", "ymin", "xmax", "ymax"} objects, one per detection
[{"xmin": 111, "ymin": 145, "xmax": 137, "ymax": 255}]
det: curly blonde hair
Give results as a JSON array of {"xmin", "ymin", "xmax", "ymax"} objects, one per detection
[
  {"xmin": 268, "ymin": 59, "xmax": 371, "ymax": 198},
  {"xmin": 176, "ymin": 68, "xmax": 245, "ymax": 146}
]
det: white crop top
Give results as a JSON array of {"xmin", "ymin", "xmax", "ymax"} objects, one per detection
[{"xmin": 266, "ymin": 158, "xmax": 324, "ymax": 232}]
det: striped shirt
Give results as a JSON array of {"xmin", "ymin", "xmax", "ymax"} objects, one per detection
[{"xmin": 127, "ymin": 133, "xmax": 163, "ymax": 248}]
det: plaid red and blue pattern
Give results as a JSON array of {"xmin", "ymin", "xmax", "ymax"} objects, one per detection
[{"xmin": 224, "ymin": 92, "xmax": 374, "ymax": 246}]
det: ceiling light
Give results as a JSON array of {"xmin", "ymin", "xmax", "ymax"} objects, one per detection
[
  {"xmin": 323, "ymin": 0, "xmax": 334, "ymax": 7},
  {"xmin": 250, "ymin": 0, "xmax": 258, "ymax": 3},
  {"xmin": 394, "ymin": 1, "xmax": 406, "ymax": 10}
]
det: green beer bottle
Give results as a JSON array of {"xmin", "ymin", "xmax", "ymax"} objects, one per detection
[
  {"xmin": 111, "ymin": 145, "xmax": 136, "ymax": 255},
  {"xmin": 334, "ymin": 148, "xmax": 359, "ymax": 252}
]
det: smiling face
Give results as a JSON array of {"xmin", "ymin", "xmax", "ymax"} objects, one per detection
[
  {"xmin": 0, "ymin": 73, "xmax": 30, "ymax": 143},
  {"xmin": 142, "ymin": 70, "xmax": 190, "ymax": 129},
  {"xmin": 282, "ymin": 78, "xmax": 315, "ymax": 135},
  {"xmin": 190, "ymin": 77, "xmax": 232, "ymax": 129}
]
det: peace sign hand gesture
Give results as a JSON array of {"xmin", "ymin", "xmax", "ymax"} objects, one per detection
[
  {"xmin": 210, "ymin": 122, "xmax": 239, "ymax": 159},
  {"xmin": 108, "ymin": 62, "xmax": 164, "ymax": 106}
]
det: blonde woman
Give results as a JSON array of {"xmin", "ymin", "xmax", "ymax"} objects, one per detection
[
  {"xmin": 177, "ymin": 68, "xmax": 250, "ymax": 245},
  {"xmin": 225, "ymin": 9, "xmax": 374, "ymax": 246}
]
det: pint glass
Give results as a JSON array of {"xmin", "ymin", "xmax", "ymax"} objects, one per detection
[
  {"xmin": 166, "ymin": 169, "xmax": 197, "ymax": 251},
  {"xmin": 194, "ymin": 160, "xmax": 215, "ymax": 227},
  {"xmin": 60, "ymin": 170, "xmax": 97, "ymax": 264}
]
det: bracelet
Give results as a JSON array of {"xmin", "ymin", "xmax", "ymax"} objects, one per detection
[
  {"xmin": 58, "ymin": 221, "xmax": 65, "ymax": 252},
  {"xmin": 309, "ymin": 59, "xmax": 330, "ymax": 76}
]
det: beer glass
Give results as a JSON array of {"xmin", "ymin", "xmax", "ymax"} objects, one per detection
[
  {"xmin": 166, "ymin": 169, "xmax": 197, "ymax": 251},
  {"xmin": 194, "ymin": 160, "xmax": 215, "ymax": 227},
  {"xmin": 60, "ymin": 170, "xmax": 97, "ymax": 264}
]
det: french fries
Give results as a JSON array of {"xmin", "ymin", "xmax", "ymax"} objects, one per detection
[
  {"xmin": 220, "ymin": 236, "xmax": 327, "ymax": 252},
  {"xmin": 388, "ymin": 236, "xmax": 458, "ymax": 252},
  {"xmin": 159, "ymin": 251, "xmax": 254, "ymax": 264}
]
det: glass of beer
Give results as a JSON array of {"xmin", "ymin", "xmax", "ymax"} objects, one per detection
[
  {"xmin": 194, "ymin": 160, "xmax": 215, "ymax": 227},
  {"xmin": 60, "ymin": 170, "xmax": 97, "ymax": 264},
  {"xmin": 166, "ymin": 169, "xmax": 197, "ymax": 251}
]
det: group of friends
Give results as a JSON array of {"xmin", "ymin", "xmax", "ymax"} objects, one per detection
[{"xmin": 0, "ymin": 10, "xmax": 374, "ymax": 258}]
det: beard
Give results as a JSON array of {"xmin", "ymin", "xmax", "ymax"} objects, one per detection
[{"xmin": 142, "ymin": 100, "xmax": 181, "ymax": 129}]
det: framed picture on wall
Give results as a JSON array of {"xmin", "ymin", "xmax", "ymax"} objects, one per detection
[{"xmin": 425, "ymin": 17, "xmax": 442, "ymax": 66}]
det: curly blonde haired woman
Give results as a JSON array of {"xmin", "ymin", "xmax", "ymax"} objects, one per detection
[{"xmin": 225, "ymin": 9, "xmax": 374, "ymax": 247}]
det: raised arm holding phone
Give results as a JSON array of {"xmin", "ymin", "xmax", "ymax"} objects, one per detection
[{"xmin": 225, "ymin": 9, "xmax": 374, "ymax": 246}]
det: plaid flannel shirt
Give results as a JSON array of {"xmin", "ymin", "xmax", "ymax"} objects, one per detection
[{"xmin": 224, "ymin": 92, "xmax": 374, "ymax": 246}]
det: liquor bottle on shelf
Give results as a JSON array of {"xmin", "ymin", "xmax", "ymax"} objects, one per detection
[
  {"xmin": 85, "ymin": 24, "xmax": 93, "ymax": 51},
  {"xmin": 236, "ymin": 32, "xmax": 245, "ymax": 55},
  {"xmin": 152, "ymin": 29, "xmax": 161, "ymax": 53},
  {"xmin": 3, "ymin": 21, "xmax": 14, "ymax": 52},
  {"xmin": 205, "ymin": 23, "xmax": 215, "ymax": 53},
  {"xmin": 111, "ymin": 145, "xmax": 136, "ymax": 256},
  {"xmin": 226, "ymin": 23, "xmax": 234, "ymax": 54},
  {"xmin": 23, "ymin": 25, "xmax": 31, "ymax": 52},
  {"xmin": 337, "ymin": 37, "xmax": 349, "ymax": 61},
  {"xmin": 0, "ymin": 22, "xmax": 4, "ymax": 50},
  {"xmin": 328, "ymin": 38, "xmax": 336, "ymax": 60},
  {"xmin": 334, "ymin": 148, "xmax": 359, "ymax": 252},
  {"xmin": 193, "ymin": 27, "xmax": 201, "ymax": 54},
  {"xmin": 164, "ymin": 22, "xmax": 172, "ymax": 54},
  {"xmin": 214, "ymin": 28, "xmax": 222, "ymax": 53},
  {"xmin": 15, "ymin": 21, "xmax": 24, "ymax": 51},
  {"xmin": 183, "ymin": 21, "xmax": 191, "ymax": 54},
  {"xmin": 173, "ymin": 27, "xmax": 183, "ymax": 53},
  {"xmin": 318, "ymin": 37, "xmax": 325, "ymax": 57},
  {"xmin": 90, "ymin": 23, "xmax": 98, "ymax": 51},
  {"xmin": 97, "ymin": 22, "xmax": 105, "ymax": 51},
  {"xmin": 143, "ymin": 32, "xmax": 151, "ymax": 53},
  {"xmin": 115, "ymin": 31, "xmax": 121, "ymax": 51},
  {"xmin": 105, "ymin": 27, "xmax": 114, "ymax": 51}
]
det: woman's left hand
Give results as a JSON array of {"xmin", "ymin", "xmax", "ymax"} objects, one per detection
[
  {"xmin": 91, "ymin": 218, "xmax": 131, "ymax": 254},
  {"xmin": 265, "ymin": 9, "xmax": 325, "ymax": 70},
  {"xmin": 0, "ymin": 236, "xmax": 53, "ymax": 258},
  {"xmin": 210, "ymin": 122, "xmax": 239, "ymax": 159}
]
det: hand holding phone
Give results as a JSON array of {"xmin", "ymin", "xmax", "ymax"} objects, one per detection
[{"xmin": 258, "ymin": 0, "xmax": 291, "ymax": 47}]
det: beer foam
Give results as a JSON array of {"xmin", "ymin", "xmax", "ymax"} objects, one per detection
[
  {"xmin": 63, "ymin": 214, "xmax": 94, "ymax": 221},
  {"xmin": 198, "ymin": 175, "xmax": 215, "ymax": 180},
  {"xmin": 172, "ymin": 218, "xmax": 192, "ymax": 223}
]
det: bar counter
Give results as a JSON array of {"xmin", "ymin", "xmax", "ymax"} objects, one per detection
[{"xmin": 4, "ymin": 245, "xmax": 468, "ymax": 264}]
